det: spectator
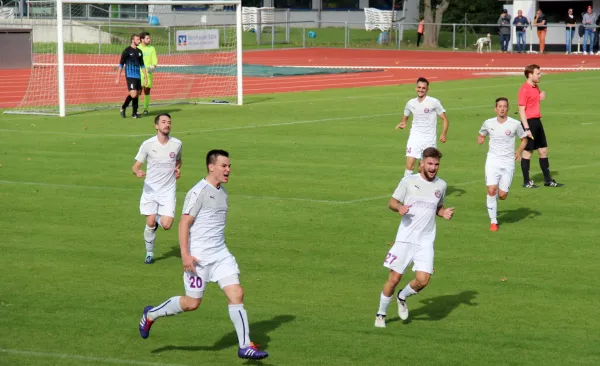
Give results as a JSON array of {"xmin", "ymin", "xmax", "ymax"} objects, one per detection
[
  {"xmin": 534, "ymin": 9, "xmax": 547, "ymax": 53},
  {"xmin": 417, "ymin": 17, "xmax": 424, "ymax": 47},
  {"xmin": 565, "ymin": 8, "xmax": 577, "ymax": 54},
  {"xmin": 498, "ymin": 9, "xmax": 512, "ymax": 52},
  {"xmin": 513, "ymin": 10, "xmax": 529, "ymax": 53},
  {"xmin": 582, "ymin": 5, "xmax": 598, "ymax": 55}
]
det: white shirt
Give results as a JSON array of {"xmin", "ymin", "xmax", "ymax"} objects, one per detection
[
  {"xmin": 403, "ymin": 96, "xmax": 446, "ymax": 141},
  {"xmin": 478, "ymin": 117, "xmax": 527, "ymax": 167},
  {"xmin": 392, "ymin": 174, "xmax": 447, "ymax": 246},
  {"xmin": 134, "ymin": 136, "xmax": 182, "ymax": 194},
  {"xmin": 182, "ymin": 179, "xmax": 231, "ymax": 263}
]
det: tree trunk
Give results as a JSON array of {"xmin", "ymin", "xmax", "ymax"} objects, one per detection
[{"xmin": 423, "ymin": 0, "xmax": 450, "ymax": 48}]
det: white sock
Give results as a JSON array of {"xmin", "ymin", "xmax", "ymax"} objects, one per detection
[
  {"xmin": 156, "ymin": 214, "xmax": 163, "ymax": 229},
  {"xmin": 377, "ymin": 292, "xmax": 393, "ymax": 315},
  {"xmin": 487, "ymin": 194, "xmax": 498, "ymax": 224},
  {"xmin": 147, "ymin": 296, "xmax": 183, "ymax": 321},
  {"xmin": 397, "ymin": 284, "xmax": 418, "ymax": 301},
  {"xmin": 144, "ymin": 225, "xmax": 156, "ymax": 253},
  {"xmin": 404, "ymin": 169, "xmax": 413, "ymax": 178},
  {"xmin": 229, "ymin": 304, "xmax": 251, "ymax": 348}
]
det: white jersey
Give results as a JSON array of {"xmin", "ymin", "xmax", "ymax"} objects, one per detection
[
  {"xmin": 134, "ymin": 136, "xmax": 182, "ymax": 194},
  {"xmin": 392, "ymin": 174, "xmax": 447, "ymax": 246},
  {"xmin": 479, "ymin": 117, "xmax": 527, "ymax": 167},
  {"xmin": 404, "ymin": 96, "xmax": 446, "ymax": 141},
  {"xmin": 182, "ymin": 179, "xmax": 230, "ymax": 264}
]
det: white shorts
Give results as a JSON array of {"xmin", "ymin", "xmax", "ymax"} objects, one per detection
[
  {"xmin": 139, "ymin": 189, "xmax": 176, "ymax": 218},
  {"xmin": 406, "ymin": 138, "xmax": 436, "ymax": 159},
  {"xmin": 485, "ymin": 164, "xmax": 514, "ymax": 193},
  {"xmin": 183, "ymin": 254, "xmax": 241, "ymax": 299},
  {"xmin": 383, "ymin": 241, "xmax": 434, "ymax": 275}
]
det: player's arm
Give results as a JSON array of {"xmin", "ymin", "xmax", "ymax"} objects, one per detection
[
  {"xmin": 436, "ymin": 204, "xmax": 454, "ymax": 219},
  {"xmin": 477, "ymin": 123, "xmax": 488, "ymax": 144},
  {"xmin": 518, "ymin": 105, "xmax": 531, "ymax": 132},
  {"xmin": 132, "ymin": 144, "xmax": 147, "ymax": 177},
  {"xmin": 151, "ymin": 48, "xmax": 158, "ymax": 67},
  {"xmin": 515, "ymin": 124, "xmax": 528, "ymax": 160},
  {"xmin": 116, "ymin": 50, "xmax": 127, "ymax": 85},
  {"xmin": 132, "ymin": 160, "xmax": 145, "ymax": 178},
  {"xmin": 180, "ymin": 191, "xmax": 202, "ymax": 274},
  {"xmin": 175, "ymin": 159, "xmax": 182, "ymax": 179},
  {"xmin": 389, "ymin": 178, "xmax": 410, "ymax": 215},
  {"xmin": 396, "ymin": 102, "xmax": 411, "ymax": 129},
  {"xmin": 140, "ymin": 56, "xmax": 148, "ymax": 87},
  {"xmin": 439, "ymin": 112, "xmax": 449, "ymax": 143}
]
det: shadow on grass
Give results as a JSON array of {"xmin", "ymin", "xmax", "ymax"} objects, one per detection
[{"xmin": 388, "ymin": 290, "xmax": 478, "ymax": 324}]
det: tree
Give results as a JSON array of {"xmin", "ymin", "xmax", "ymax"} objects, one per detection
[{"xmin": 423, "ymin": 0, "xmax": 450, "ymax": 47}]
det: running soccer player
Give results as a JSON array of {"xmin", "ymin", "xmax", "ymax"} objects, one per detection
[
  {"xmin": 517, "ymin": 64, "xmax": 563, "ymax": 188},
  {"xmin": 138, "ymin": 150, "xmax": 269, "ymax": 361},
  {"xmin": 477, "ymin": 98, "xmax": 528, "ymax": 232},
  {"xmin": 138, "ymin": 32, "xmax": 158, "ymax": 116},
  {"xmin": 374, "ymin": 147, "xmax": 454, "ymax": 327},
  {"xmin": 132, "ymin": 113, "xmax": 182, "ymax": 264},
  {"xmin": 396, "ymin": 77, "xmax": 450, "ymax": 178},
  {"xmin": 116, "ymin": 34, "xmax": 147, "ymax": 118}
]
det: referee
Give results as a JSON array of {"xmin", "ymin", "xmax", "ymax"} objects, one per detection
[
  {"xmin": 115, "ymin": 34, "xmax": 148, "ymax": 119},
  {"xmin": 517, "ymin": 64, "xmax": 563, "ymax": 188}
]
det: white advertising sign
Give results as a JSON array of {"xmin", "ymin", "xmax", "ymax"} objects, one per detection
[{"xmin": 176, "ymin": 29, "xmax": 219, "ymax": 51}]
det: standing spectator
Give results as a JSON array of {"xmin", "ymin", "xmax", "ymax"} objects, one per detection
[
  {"xmin": 565, "ymin": 8, "xmax": 577, "ymax": 54},
  {"xmin": 417, "ymin": 17, "xmax": 424, "ymax": 47},
  {"xmin": 534, "ymin": 9, "xmax": 547, "ymax": 53},
  {"xmin": 498, "ymin": 9, "xmax": 512, "ymax": 53},
  {"xmin": 582, "ymin": 5, "xmax": 597, "ymax": 55},
  {"xmin": 513, "ymin": 10, "xmax": 529, "ymax": 53}
]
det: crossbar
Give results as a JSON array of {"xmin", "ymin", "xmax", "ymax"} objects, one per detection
[{"xmin": 60, "ymin": 0, "xmax": 240, "ymax": 5}]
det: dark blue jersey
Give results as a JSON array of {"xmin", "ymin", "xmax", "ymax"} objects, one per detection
[{"xmin": 119, "ymin": 46, "xmax": 145, "ymax": 79}]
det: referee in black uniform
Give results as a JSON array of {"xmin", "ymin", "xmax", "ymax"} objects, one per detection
[{"xmin": 116, "ymin": 34, "xmax": 147, "ymax": 118}]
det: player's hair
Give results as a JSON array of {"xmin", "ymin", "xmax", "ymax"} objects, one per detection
[
  {"xmin": 154, "ymin": 113, "xmax": 171, "ymax": 124},
  {"xmin": 140, "ymin": 32, "xmax": 150, "ymax": 39},
  {"xmin": 206, "ymin": 149, "xmax": 229, "ymax": 170},
  {"xmin": 422, "ymin": 147, "xmax": 442, "ymax": 160},
  {"xmin": 416, "ymin": 77, "xmax": 429, "ymax": 86},
  {"xmin": 524, "ymin": 64, "xmax": 540, "ymax": 78},
  {"xmin": 131, "ymin": 33, "xmax": 140, "ymax": 41},
  {"xmin": 495, "ymin": 97, "xmax": 509, "ymax": 106}
]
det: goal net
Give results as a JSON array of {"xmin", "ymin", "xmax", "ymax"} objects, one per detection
[{"xmin": 4, "ymin": 0, "xmax": 243, "ymax": 116}]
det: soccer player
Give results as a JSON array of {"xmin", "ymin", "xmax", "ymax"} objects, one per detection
[
  {"xmin": 374, "ymin": 147, "xmax": 454, "ymax": 327},
  {"xmin": 396, "ymin": 77, "xmax": 449, "ymax": 178},
  {"xmin": 477, "ymin": 98, "xmax": 528, "ymax": 232},
  {"xmin": 116, "ymin": 34, "xmax": 147, "ymax": 118},
  {"xmin": 138, "ymin": 32, "xmax": 158, "ymax": 116},
  {"xmin": 138, "ymin": 150, "xmax": 269, "ymax": 360},
  {"xmin": 517, "ymin": 64, "xmax": 563, "ymax": 188},
  {"xmin": 132, "ymin": 113, "xmax": 182, "ymax": 264}
]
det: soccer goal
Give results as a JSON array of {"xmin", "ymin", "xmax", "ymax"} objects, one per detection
[{"xmin": 4, "ymin": 0, "xmax": 243, "ymax": 116}]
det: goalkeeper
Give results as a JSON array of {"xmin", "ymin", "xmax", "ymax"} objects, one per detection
[{"xmin": 139, "ymin": 32, "xmax": 158, "ymax": 116}]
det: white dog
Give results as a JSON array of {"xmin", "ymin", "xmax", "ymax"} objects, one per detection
[{"xmin": 475, "ymin": 33, "xmax": 492, "ymax": 53}]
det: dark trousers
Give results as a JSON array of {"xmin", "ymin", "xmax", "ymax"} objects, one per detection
[
  {"xmin": 417, "ymin": 32, "xmax": 423, "ymax": 47},
  {"xmin": 500, "ymin": 34, "xmax": 511, "ymax": 51}
]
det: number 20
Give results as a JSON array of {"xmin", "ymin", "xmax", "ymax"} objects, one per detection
[
  {"xmin": 189, "ymin": 276, "xmax": 203, "ymax": 289},
  {"xmin": 385, "ymin": 253, "xmax": 397, "ymax": 265}
]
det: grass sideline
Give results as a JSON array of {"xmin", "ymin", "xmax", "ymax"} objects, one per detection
[{"xmin": 1, "ymin": 72, "xmax": 600, "ymax": 365}]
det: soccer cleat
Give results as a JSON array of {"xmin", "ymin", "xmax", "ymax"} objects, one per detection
[
  {"xmin": 238, "ymin": 342, "xmax": 268, "ymax": 360},
  {"xmin": 143, "ymin": 110, "xmax": 149, "ymax": 116},
  {"xmin": 120, "ymin": 109, "xmax": 126, "ymax": 118},
  {"xmin": 397, "ymin": 298, "xmax": 409, "ymax": 320},
  {"xmin": 490, "ymin": 223, "xmax": 499, "ymax": 232},
  {"xmin": 544, "ymin": 179, "xmax": 564, "ymax": 187},
  {"xmin": 522, "ymin": 180, "xmax": 539, "ymax": 188},
  {"xmin": 145, "ymin": 256, "xmax": 155, "ymax": 264},
  {"xmin": 374, "ymin": 314, "xmax": 386, "ymax": 328},
  {"xmin": 132, "ymin": 114, "xmax": 142, "ymax": 119},
  {"xmin": 139, "ymin": 305, "xmax": 155, "ymax": 339}
]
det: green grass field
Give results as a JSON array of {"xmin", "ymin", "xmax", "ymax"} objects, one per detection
[{"xmin": 1, "ymin": 72, "xmax": 600, "ymax": 365}]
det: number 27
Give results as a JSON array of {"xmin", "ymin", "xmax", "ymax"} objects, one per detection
[{"xmin": 385, "ymin": 253, "xmax": 397, "ymax": 265}]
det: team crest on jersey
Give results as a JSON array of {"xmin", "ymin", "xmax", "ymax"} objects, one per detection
[
  {"xmin": 170, "ymin": 152, "xmax": 176, "ymax": 158},
  {"xmin": 505, "ymin": 130, "xmax": 512, "ymax": 136},
  {"xmin": 434, "ymin": 190, "xmax": 442, "ymax": 198},
  {"xmin": 424, "ymin": 108, "xmax": 430, "ymax": 113}
]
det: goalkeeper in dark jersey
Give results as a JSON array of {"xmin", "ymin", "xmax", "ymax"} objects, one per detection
[{"xmin": 116, "ymin": 34, "xmax": 148, "ymax": 119}]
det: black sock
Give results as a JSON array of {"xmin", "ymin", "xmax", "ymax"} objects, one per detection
[
  {"xmin": 132, "ymin": 97, "xmax": 139, "ymax": 115},
  {"xmin": 521, "ymin": 158, "xmax": 531, "ymax": 183},
  {"xmin": 539, "ymin": 157, "xmax": 552, "ymax": 182},
  {"xmin": 122, "ymin": 95, "xmax": 132, "ymax": 110}
]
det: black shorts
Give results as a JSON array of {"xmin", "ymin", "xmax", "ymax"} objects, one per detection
[
  {"xmin": 126, "ymin": 77, "xmax": 142, "ymax": 91},
  {"xmin": 523, "ymin": 118, "xmax": 548, "ymax": 150}
]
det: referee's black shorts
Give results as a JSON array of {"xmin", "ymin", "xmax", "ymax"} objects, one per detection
[
  {"xmin": 126, "ymin": 77, "xmax": 142, "ymax": 91},
  {"xmin": 523, "ymin": 118, "xmax": 548, "ymax": 150}
]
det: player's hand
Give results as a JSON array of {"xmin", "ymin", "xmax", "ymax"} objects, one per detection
[
  {"xmin": 396, "ymin": 121, "xmax": 406, "ymax": 130},
  {"xmin": 175, "ymin": 167, "xmax": 181, "ymax": 179},
  {"xmin": 182, "ymin": 254, "xmax": 200, "ymax": 275},
  {"xmin": 540, "ymin": 91, "xmax": 546, "ymax": 100},
  {"xmin": 442, "ymin": 207, "xmax": 455, "ymax": 220},
  {"xmin": 477, "ymin": 135, "xmax": 485, "ymax": 145},
  {"xmin": 515, "ymin": 152, "xmax": 522, "ymax": 161},
  {"xmin": 143, "ymin": 79, "xmax": 148, "ymax": 87},
  {"xmin": 135, "ymin": 170, "xmax": 146, "ymax": 178},
  {"xmin": 398, "ymin": 204, "xmax": 411, "ymax": 216},
  {"xmin": 115, "ymin": 78, "xmax": 120, "ymax": 86},
  {"xmin": 440, "ymin": 135, "xmax": 447, "ymax": 143}
]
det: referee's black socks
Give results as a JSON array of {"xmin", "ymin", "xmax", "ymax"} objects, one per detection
[
  {"xmin": 132, "ymin": 97, "xmax": 139, "ymax": 115},
  {"xmin": 122, "ymin": 95, "xmax": 132, "ymax": 110},
  {"xmin": 539, "ymin": 157, "xmax": 552, "ymax": 183},
  {"xmin": 521, "ymin": 158, "xmax": 531, "ymax": 184}
]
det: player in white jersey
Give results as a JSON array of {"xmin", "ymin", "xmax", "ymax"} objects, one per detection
[
  {"xmin": 132, "ymin": 113, "xmax": 182, "ymax": 264},
  {"xmin": 396, "ymin": 77, "xmax": 450, "ymax": 178},
  {"xmin": 137, "ymin": 150, "xmax": 269, "ymax": 361},
  {"xmin": 374, "ymin": 147, "xmax": 454, "ymax": 328},
  {"xmin": 477, "ymin": 97, "xmax": 528, "ymax": 232}
]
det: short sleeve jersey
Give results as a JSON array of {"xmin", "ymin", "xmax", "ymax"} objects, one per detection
[
  {"xmin": 479, "ymin": 117, "xmax": 527, "ymax": 167},
  {"xmin": 138, "ymin": 44, "xmax": 158, "ymax": 68},
  {"xmin": 182, "ymin": 179, "xmax": 230, "ymax": 263},
  {"xmin": 119, "ymin": 46, "xmax": 145, "ymax": 79},
  {"xmin": 392, "ymin": 174, "xmax": 447, "ymax": 246},
  {"xmin": 518, "ymin": 82, "xmax": 541, "ymax": 119},
  {"xmin": 134, "ymin": 136, "xmax": 182, "ymax": 194},
  {"xmin": 403, "ymin": 96, "xmax": 446, "ymax": 141}
]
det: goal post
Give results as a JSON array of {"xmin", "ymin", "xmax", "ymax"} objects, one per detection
[{"xmin": 5, "ymin": 0, "xmax": 243, "ymax": 117}]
